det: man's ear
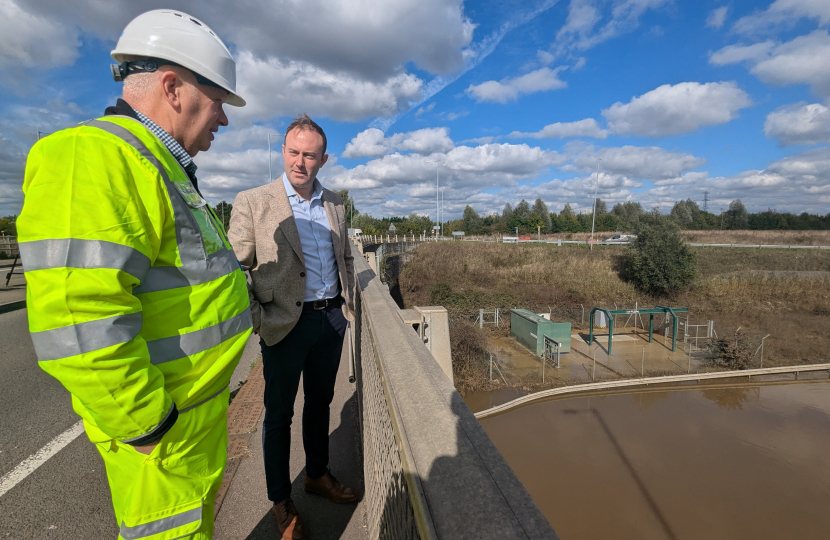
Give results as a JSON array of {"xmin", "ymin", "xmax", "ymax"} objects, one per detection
[
  {"xmin": 160, "ymin": 70, "xmax": 182, "ymax": 110},
  {"xmin": 320, "ymin": 154, "xmax": 329, "ymax": 167}
]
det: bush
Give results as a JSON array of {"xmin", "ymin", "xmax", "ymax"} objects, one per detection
[
  {"xmin": 624, "ymin": 212, "xmax": 695, "ymax": 296},
  {"xmin": 707, "ymin": 332, "xmax": 753, "ymax": 370}
]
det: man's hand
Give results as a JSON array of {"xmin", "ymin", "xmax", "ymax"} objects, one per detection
[{"xmin": 134, "ymin": 442, "xmax": 159, "ymax": 455}]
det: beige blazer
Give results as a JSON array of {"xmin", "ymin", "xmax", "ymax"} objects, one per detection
[{"xmin": 228, "ymin": 179, "xmax": 356, "ymax": 346}]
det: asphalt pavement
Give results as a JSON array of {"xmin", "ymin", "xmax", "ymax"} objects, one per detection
[{"xmin": 0, "ymin": 308, "xmax": 117, "ymax": 539}]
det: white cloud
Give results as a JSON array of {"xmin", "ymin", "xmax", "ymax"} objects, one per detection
[
  {"xmin": 706, "ymin": 6, "xmax": 729, "ymax": 29},
  {"xmin": 711, "ymin": 31, "xmax": 830, "ymax": 97},
  {"xmin": 537, "ymin": 49, "xmax": 556, "ymax": 65},
  {"xmin": 230, "ymin": 51, "xmax": 423, "ymax": 123},
  {"xmin": 601, "ymin": 82, "xmax": 752, "ymax": 137},
  {"xmin": 465, "ymin": 66, "xmax": 567, "ymax": 104},
  {"xmin": 415, "ymin": 103, "xmax": 436, "ymax": 117},
  {"xmin": 733, "ymin": 0, "xmax": 830, "ymax": 34},
  {"xmin": 709, "ymin": 41, "xmax": 776, "ymax": 65},
  {"xmin": 764, "ymin": 102, "xmax": 830, "ymax": 146},
  {"xmin": 568, "ymin": 145, "xmax": 706, "ymax": 180},
  {"xmin": 2, "ymin": 0, "xmax": 475, "ymax": 123},
  {"xmin": 327, "ymin": 143, "xmax": 564, "ymax": 192},
  {"xmin": 0, "ymin": 0, "xmax": 79, "ymax": 68},
  {"xmin": 15, "ymin": 0, "xmax": 474, "ymax": 81},
  {"xmin": 342, "ymin": 127, "xmax": 455, "ymax": 159},
  {"xmin": 509, "ymin": 118, "xmax": 609, "ymax": 139},
  {"xmin": 554, "ymin": 0, "xmax": 670, "ymax": 56},
  {"xmin": 192, "ymin": 125, "xmax": 283, "ymax": 204},
  {"xmin": 0, "ymin": 99, "xmax": 90, "ymax": 215},
  {"xmin": 438, "ymin": 111, "xmax": 470, "ymax": 121}
]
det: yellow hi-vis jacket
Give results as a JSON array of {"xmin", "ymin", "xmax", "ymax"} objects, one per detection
[{"xmin": 18, "ymin": 116, "xmax": 252, "ymax": 446}]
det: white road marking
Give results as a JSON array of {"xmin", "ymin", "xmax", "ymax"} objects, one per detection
[{"xmin": 0, "ymin": 420, "xmax": 85, "ymax": 498}]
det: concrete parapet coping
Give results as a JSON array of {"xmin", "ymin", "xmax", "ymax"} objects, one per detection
[{"xmin": 354, "ymin": 247, "xmax": 559, "ymax": 539}]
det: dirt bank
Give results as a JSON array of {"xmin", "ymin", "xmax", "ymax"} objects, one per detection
[{"xmin": 398, "ymin": 242, "xmax": 830, "ymax": 394}]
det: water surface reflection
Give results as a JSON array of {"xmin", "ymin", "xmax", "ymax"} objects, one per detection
[{"xmin": 479, "ymin": 381, "xmax": 830, "ymax": 540}]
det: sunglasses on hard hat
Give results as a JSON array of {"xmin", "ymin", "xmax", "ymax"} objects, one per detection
[{"xmin": 111, "ymin": 58, "xmax": 223, "ymax": 91}]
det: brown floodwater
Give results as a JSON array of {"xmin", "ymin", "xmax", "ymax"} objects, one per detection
[{"xmin": 478, "ymin": 380, "xmax": 830, "ymax": 540}]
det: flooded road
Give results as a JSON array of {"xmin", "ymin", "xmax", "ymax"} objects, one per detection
[{"xmin": 479, "ymin": 380, "xmax": 830, "ymax": 540}]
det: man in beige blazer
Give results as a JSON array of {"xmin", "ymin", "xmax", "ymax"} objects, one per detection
[{"xmin": 228, "ymin": 114, "xmax": 357, "ymax": 540}]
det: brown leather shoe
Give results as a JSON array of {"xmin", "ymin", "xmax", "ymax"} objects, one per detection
[
  {"xmin": 271, "ymin": 498, "xmax": 306, "ymax": 540},
  {"xmin": 304, "ymin": 471, "xmax": 359, "ymax": 503}
]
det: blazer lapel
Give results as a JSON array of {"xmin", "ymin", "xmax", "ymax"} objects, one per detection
[{"xmin": 268, "ymin": 178, "xmax": 305, "ymax": 264}]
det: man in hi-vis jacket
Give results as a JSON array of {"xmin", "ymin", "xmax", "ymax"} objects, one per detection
[{"xmin": 18, "ymin": 10, "xmax": 251, "ymax": 539}]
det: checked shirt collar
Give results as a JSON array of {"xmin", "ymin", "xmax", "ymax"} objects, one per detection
[{"xmin": 133, "ymin": 109, "xmax": 198, "ymax": 178}]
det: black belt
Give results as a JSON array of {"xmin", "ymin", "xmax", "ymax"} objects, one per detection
[{"xmin": 303, "ymin": 295, "xmax": 342, "ymax": 310}]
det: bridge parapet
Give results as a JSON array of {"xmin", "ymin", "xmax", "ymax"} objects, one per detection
[{"xmin": 352, "ymin": 244, "xmax": 559, "ymax": 539}]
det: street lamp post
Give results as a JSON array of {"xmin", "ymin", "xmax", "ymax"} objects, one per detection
[
  {"xmin": 590, "ymin": 158, "xmax": 601, "ymax": 251},
  {"xmin": 441, "ymin": 187, "xmax": 445, "ymax": 238},
  {"xmin": 436, "ymin": 165, "xmax": 440, "ymax": 236}
]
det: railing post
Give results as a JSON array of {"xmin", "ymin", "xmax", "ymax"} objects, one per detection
[{"xmin": 649, "ymin": 314, "xmax": 654, "ymax": 343}]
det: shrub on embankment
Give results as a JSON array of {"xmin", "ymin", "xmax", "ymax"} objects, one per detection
[
  {"xmin": 625, "ymin": 213, "xmax": 696, "ymax": 296},
  {"xmin": 397, "ymin": 241, "xmax": 830, "ymax": 381}
]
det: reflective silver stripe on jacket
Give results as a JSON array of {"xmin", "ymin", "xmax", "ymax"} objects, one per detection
[
  {"xmin": 179, "ymin": 385, "xmax": 228, "ymax": 414},
  {"xmin": 133, "ymin": 254, "xmax": 239, "ymax": 295},
  {"xmin": 19, "ymin": 238, "xmax": 151, "ymax": 281},
  {"xmin": 85, "ymin": 119, "xmax": 239, "ymax": 294},
  {"xmin": 119, "ymin": 505, "xmax": 202, "ymax": 540},
  {"xmin": 31, "ymin": 312, "xmax": 143, "ymax": 361},
  {"xmin": 146, "ymin": 308, "xmax": 252, "ymax": 365}
]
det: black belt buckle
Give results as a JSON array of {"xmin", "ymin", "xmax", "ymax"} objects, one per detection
[{"xmin": 312, "ymin": 299, "xmax": 327, "ymax": 310}]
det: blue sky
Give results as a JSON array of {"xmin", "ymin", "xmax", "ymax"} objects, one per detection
[{"xmin": 1, "ymin": 0, "xmax": 829, "ymax": 220}]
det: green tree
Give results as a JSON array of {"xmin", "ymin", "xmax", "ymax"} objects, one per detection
[
  {"xmin": 531, "ymin": 198, "xmax": 552, "ymax": 232},
  {"xmin": 725, "ymin": 199, "xmax": 748, "ymax": 229},
  {"xmin": 593, "ymin": 198, "xmax": 608, "ymax": 215},
  {"xmin": 611, "ymin": 202, "xmax": 644, "ymax": 230},
  {"xmin": 501, "ymin": 203, "xmax": 514, "ymax": 232},
  {"xmin": 213, "ymin": 201, "xmax": 233, "ymax": 232},
  {"xmin": 557, "ymin": 203, "xmax": 581, "ymax": 232},
  {"xmin": 462, "ymin": 205, "xmax": 482, "ymax": 234},
  {"xmin": 333, "ymin": 189, "xmax": 358, "ymax": 226},
  {"xmin": 0, "ymin": 215, "xmax": 17, "ymax": 237},
  {"xmin": 670, "ymin": 199, "xmax": 702, "ymax": 229},
  {"xmin": 625, "ymin": 211, "xmax": 696, "ymax": 296},
  {"xmin": 510, "ymin": 200, "xmax": 533, "ymax": 233}
]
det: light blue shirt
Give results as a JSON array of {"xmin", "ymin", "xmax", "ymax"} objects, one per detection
[{"xmin": 282, "ymin": 173, "xmax": 340, "ymax": 301}]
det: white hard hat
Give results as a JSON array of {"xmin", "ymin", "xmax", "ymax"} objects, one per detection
[{"xmin": 111, "ymin": 9, "xmax": 245, "ymax": 107}]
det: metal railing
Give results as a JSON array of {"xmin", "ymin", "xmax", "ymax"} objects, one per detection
[
  {"xmin": 352, "ymin": 243, "xmax": 559, "ymax": 540},
  {"xmin": 542, "ymin": 336, "xmax": 561, "ymax": 383},
  {"xmin": 0, "ymin": 236, "xmax": 18, "ymax": 257}
]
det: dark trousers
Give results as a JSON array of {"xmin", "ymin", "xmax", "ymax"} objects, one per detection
[{"xmin": 260, "ymin": 304, "xmax": 347, "ymax": 503}]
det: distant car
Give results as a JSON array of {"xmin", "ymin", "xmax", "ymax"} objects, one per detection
[
  {"xmin": 348, "ymin": 228, "xmax": 363, "ymax": 237},
  {"xmin": 602, "ymin": 234, "xmax": 636, "ymax": 244}
]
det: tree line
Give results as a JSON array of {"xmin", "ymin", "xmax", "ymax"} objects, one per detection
[
  {"xmin": 2, "ymin": 192, "xmax": 826, "ymax": 240},
  {"xmin": 331, "ymin": 190, "xmax": 830, "ymax": 236}
]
